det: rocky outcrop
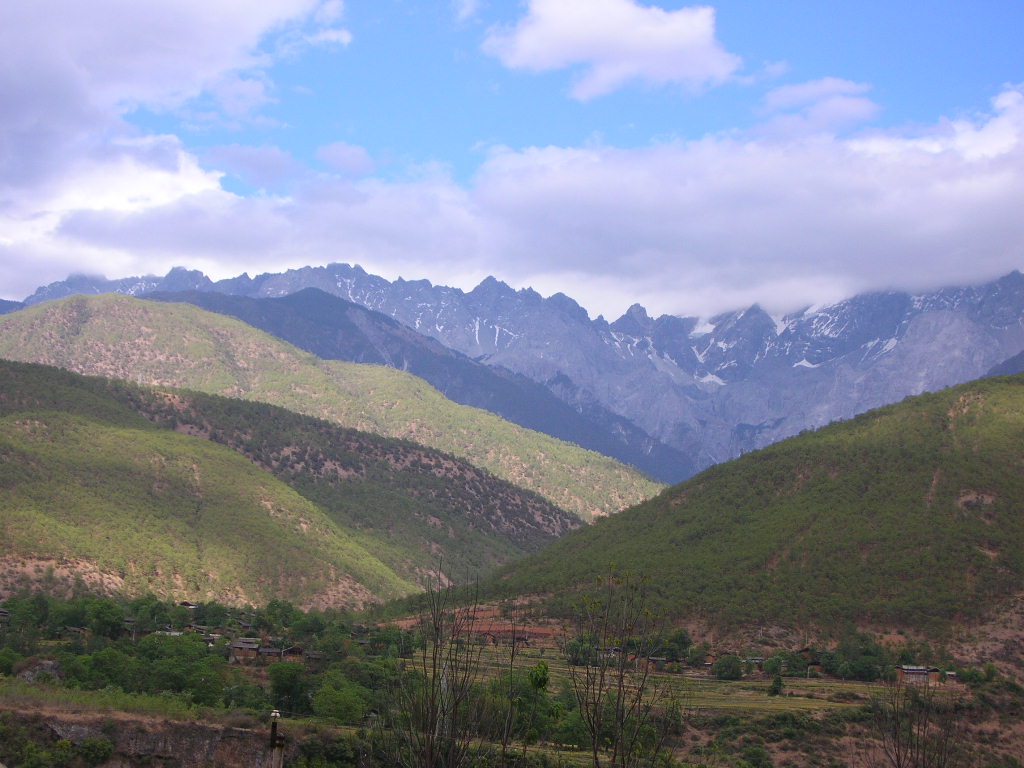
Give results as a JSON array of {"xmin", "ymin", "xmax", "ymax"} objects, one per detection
[{"xmin": 6, "ymin": 710, "xmax": 297, "ymax": 768}]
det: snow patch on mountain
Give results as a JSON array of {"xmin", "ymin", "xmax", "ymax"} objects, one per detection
[
  {"xmin": 690, "ymin": 319, "xmax": 715, "ymax": 336},
  {"xmin": 697, "ymin": 372, "xmax": 727, "ymax": 385}
]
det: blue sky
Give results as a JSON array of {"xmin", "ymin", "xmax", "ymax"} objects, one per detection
[
  {"xmin": 132, "ymin": 1, "xmax": 1021, "ymax": 185},
  {"xmin": 2, "ymin": 0, "xmax": 1023, "ymax": 319}
]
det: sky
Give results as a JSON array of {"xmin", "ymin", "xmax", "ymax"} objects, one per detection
[{"xmin": 1, "ymin": 0, "xmax": 1023, "ymax": 320}]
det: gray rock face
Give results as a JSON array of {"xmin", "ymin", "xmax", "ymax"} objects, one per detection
[
  {"xmin": 25, "ymin": 265, "xmax": 1024, "ymax": 479},
  {"xmin": 243, "ymin": 265, "xmax": 1024, "ymax": 473}
]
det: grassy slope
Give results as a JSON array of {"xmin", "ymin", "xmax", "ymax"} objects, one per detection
[
  {"xmin": 490, "ymin": 376, "xmax": 1024, "ymax": 636},
  {"xmin": 0, "ymin": 359, "xmax": 579, "ymax": 583},
  {"xmin": 0, "ymin": 409, "xmax": 415, "ymax": 609},
  {"xmin": 0, "ymin": 295, "xmax": 661, "ymax": 519}
]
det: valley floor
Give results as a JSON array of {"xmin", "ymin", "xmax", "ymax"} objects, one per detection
[{"xmin": 4, "ymin": 666, "xmax": 1023, "ymax": 768}]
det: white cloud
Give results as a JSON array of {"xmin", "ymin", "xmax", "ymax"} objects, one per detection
[
  {"xmin": 18, "ymin": 86, "xmax": 1024, "ymax": 321},
  {"xmin": 315, "ymin": 0, "xmax": 345, "ymax": 25},
  {"xmin": 206, "ymin": 145, "xmax": 302, "ymax": 189},
  {"xmin": 204, "ymin": 73, "xmax": 277, "ymax": 122},
  {"xmin": 454, "ymin": 0, "xmax": 480, "ymax": 22},
  {"xmin": 316, "ymin": 142, "xmax": 375, "ymax": 176},
  {"xmin": 762, "ymin": 77, "xmax": 871, "ymax": 112},
  {"xmin": 466, "ymin": 87, "xmax": 1024, "ymax": 316},
  {"xmin": 0, "ymin": 0, "xmax": 347, "ymax": 195},
  {"xmin": 2, "ymin": 0, "xmax": 1022, "ymax": 329},
  {"xmin": 304, "ymin": 27, "xmax": 354, "ymax": 46},
  {"xmin": 758, "ymin": 78, "xmax": 879, "ymax": 136},
  {"xmin": 0, "ymin": 1, "xmax": 321, "ymax": 114},
  {"xmin": 50, "ymin": 172, "xmax": 489, "ymax": 292},
  {"xmin": 0, "ymin": 0, "xmax": 343, "ymax": 292},
  {"xmin": 482, "ymin": 0, "xmax": 741, "ymax": 99},
  {"xmin": 853, "ymin": 87, "xmax": 1024, "ymax": 162},
  {"xmin": 1, "ymin": 135, "xmax": 221, "ymax": 248}
]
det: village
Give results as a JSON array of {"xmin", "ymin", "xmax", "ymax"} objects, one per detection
[{"xmin": 1, "ymin": 600, "xmax": 965, "ymax": 690}]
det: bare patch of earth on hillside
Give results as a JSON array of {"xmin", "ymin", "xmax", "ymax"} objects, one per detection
[{"xmin": 948, "ymin": 591, "xmax": 1024, "ymax": 678}]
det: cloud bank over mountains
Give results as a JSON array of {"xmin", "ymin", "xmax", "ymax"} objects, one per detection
[{"xmin": 1, "ymin": 0, "xmax": 1022, "ymax": 321}]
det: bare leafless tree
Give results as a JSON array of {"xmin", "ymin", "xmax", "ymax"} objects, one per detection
[
  {"xmin": 380, "ymin": 570, "xmax": 487, "ymax": 768},
  {"xmin": 872, "ymin": 673, "xmax": 965, "ymax": 768},
  {"xmin": 496, "ymin": 597, "xmax": 520, "ymax": 767},
  {"xmin": 561, "ymin": 569, "xmax": 673, "ymax": 768}
]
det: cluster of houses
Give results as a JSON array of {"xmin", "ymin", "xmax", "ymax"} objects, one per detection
[
  {"xmin": 173, "ymin": 602, "xmax": 319, "ymax": 667},
  {"xmin": 227, "ymin": 637, "xmax": 306, "ymax": 666},
  {"xmin": 1, "ymin": 600, "xmax": 319, "ymax": 668}
]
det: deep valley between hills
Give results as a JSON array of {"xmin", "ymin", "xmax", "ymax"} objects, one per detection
[{"xmin": 3, "ymin": 273, "xmax": 1024, "ymax": 767}]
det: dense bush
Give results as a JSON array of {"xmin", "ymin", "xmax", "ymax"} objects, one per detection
[{"xmin": 712, "ymin": 655, "xmax": 743, "ymax": 680}]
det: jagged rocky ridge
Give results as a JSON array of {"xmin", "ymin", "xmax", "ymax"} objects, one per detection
[{"xmin": 24, "ymin": 266, "xmax": 1024, "ymax": 478}]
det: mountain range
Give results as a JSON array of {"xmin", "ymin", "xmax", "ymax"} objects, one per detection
[
  {"xmin": 19, "ymin": 266, "xmax": 1024, "ymax": 482},
  {"xmin": 6, "ymin": 265, "xmax": 1024, "ymax": 650},
  {"xmin": 142, "ymin": 288, "xmax": 693, "ymax": 482}
]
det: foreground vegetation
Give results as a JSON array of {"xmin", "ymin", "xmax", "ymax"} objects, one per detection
[{"xmin": 3, "ymin": 585, "xmax": 1022, "ymax": 768}]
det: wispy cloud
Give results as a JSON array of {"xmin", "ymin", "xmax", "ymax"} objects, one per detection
[
  {"xmin": 205, "ymin": 145, "xmax": 302, "ymax": 189},
  {"xmin": 758, "ymin": 77, "xmax": 880, "ymax": 136},
  {"xmin": 453, "ymin": 0, "xmax": 479, "ymax": 23},
  {"xmin": 316, "ymin": 142, "xmax": 375, "ymax": 177}
]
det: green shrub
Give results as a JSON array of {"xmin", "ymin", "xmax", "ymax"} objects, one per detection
[
  {"xmin": 712, "ymin": 655, "xmax": 743, "ymax": 680},
  {"xmin": 77, "ymin": 736, "xmax": 115, "ymax": 766}
]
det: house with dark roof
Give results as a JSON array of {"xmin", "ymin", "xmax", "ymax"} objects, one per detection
[
  {"xmin": 229, "ymin": 638, "xmax": 261, "ymax": 664},
  {"xmin": 896, "ymin": 665, "xmax": 942, "ymax": 686}
]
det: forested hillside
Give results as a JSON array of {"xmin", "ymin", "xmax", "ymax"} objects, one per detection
[
  {"xmin": 0, "ymin": 387, "xmax": 413, "ymax": 608},
  {"xmin": 0, "ymin": 360, "xmax": 580, "ymax": 595},
  {"xmin": 491, "ymin": 375, "xmax": 1024, "ymax": 639}
]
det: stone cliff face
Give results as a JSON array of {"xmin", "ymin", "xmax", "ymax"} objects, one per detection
[
  {"xmin": 26, "ymin": 266, "xmax": 1024, "ymax": 480},
  {"xmin": 8, "ymin": 710, "xmax": 296, "ymax": 768}
]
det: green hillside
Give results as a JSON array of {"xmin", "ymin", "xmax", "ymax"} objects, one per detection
[
  {"xmin": 490, "ymin": 375, "xmax": 1024, "ymax": 637},
  {"xmin": 0, "ymin": 399, "xmax": 414, "ymax": 609},
  {"xmin": 0, "ymin": 295, "xmax": 662, "ymax": 519},
  {"xmin": 0, "ymin": 360, "xmax": 578, "ymax": 585}
]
